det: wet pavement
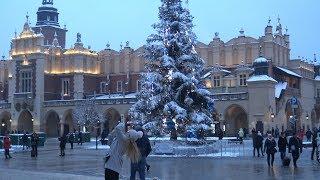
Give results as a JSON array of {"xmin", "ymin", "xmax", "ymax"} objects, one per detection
[{"xmin": 0, "ymin": 139, "xmax": 319, "ymax": 180}]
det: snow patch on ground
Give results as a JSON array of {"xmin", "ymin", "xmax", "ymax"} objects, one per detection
[{"xmin": 85, "ymin": 145, "xmax": 110, "ymax": 150}]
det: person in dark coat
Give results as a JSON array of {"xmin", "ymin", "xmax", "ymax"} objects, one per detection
[
  {"xmin": 68, "ymin": 133, "xmax": 75, "ymax": 149},
  {"xmin": 78, "ymin": 131, "xmax": 83, "ymax": 146},
  {"xmin": 288, "ymin": 133, "xmax": 302, "ymax": 167},
  {"xmin": 257, "ymin": 131, "xmax": 264, "ymax": 156},
  {"xmin": 130, "ymin": 126, "xmax": 152, "ymax": 180},
  {"xmin": 264, "ymin": 134, "xmax": 277, "ymax": 167},
  {"xmin": 306, "ymin": 129, "xmax": 312, "ymax": 142},
  {"xmin": 30, "ymin": 132, "xmax": 39, "ymax": 157},
  {"xmin": 3, "ymin": 134, "xmax": 12, "ymax": 159},
  {"xmin": 278, "ymin": 132, "xmax": 288, "ymax": 160},
  {"xmin": 22, "ymin": 132, "xmax": 29, "ymax": 150},
  {"xmin": 251, "ymin": 128, "xmax": 258, "ymax": 157},
  {"xmin": 59, "ymin": 135, "xmax": 67, "ymax": 156},
  {"xmin": 311, "ymin": 128, "xmax": 318, "ymax": 160}
]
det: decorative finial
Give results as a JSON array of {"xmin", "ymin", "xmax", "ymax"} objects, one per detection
[
  {"xmin": 2, "ymin": 55, "xmax": 5, "ymax": 60},
  {"xmin": 268, "ymin": 16, "xmax": 271, "ymax": 25},
  {"xmin": 126, "ymin": 41, "xmax": 130, "ymax": 47},
  {"xmin": 64, "ymin": 25, "xmax": 67, "ymax": 30},
  {"xmin": 314, "ymin": 53, "xmax": 317, "ymax": 62},
  {"xmin": 277, "ymin": 15, "xmax": 280, "ymax": 23},
  {"xmin": 285, "ymin": 26, "xmax": 288, "ymax": 34},
  {"xmin": 42, "ymin": 0, "xmax": 53, "ymax": 5},
  {"xmin": 120, "ymin": 42, "xmax": 123, "ymax": 50},
  {"xmin": 88, "ymin": 45, "xmax": 91, "ymax": 50},
  {"xmin": 106, "ymin": 43, "xmax": 110, "ymax": 49},
  {"xmin": 26, "ymin": 13, "xmax": 29, "ymax": 23},
  {"xmin": 214, "ymin": 32, "xmax": 219, "ymax": 38},
  {"xmin": 239, "ymin": 28, "xmax": 244, "ymax": 36},
  {"xmin": 14, "ymin": 29, "xmax": 17, "ymax": 38},
  {"xmin": 76, "ymin": 33, "xmax": 81, "ymax": 43}
]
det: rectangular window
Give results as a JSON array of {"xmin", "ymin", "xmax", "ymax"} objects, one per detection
[
  {"xmin": 239, "ymin": 74, "xmax": 247, "ymax": 86},
  {"xmin": 317, "ymin": 89, "xmax": 320, "ymax": 98},
  {"xmin": 213, "ymin": 76, "xmax": 220, "ymax": 87},
  {"xmin": 20, "ymin": 71, "xmax": 32, "ymax": 93},
  {"xmin": 117, "ymin": 81, "xmax": 123, "ymax": 93},
  {"xmin": 137, "ymin": 80, "xmax": 141, "ymax": 92},
  {"xmin": 100, "ymin": 82, "xmax": 107, "ymax": 93},
  {"xmin": 62, "ymin": 78, "xmax": 70, "ymax": 96}
]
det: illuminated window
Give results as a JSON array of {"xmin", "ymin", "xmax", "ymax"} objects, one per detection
[
  {"xmin": 62, "ymin": 78, "xmax": 70, "ymax": 96},
  {"xmin": 239, "ymin": 74, "xmax": 247, "ymax": 86},
  {"xmin": 117, "ymin": 81, "xmax": 123, "ymax": 93},
  {"xmin": 20, "ymin": 71, "xmax": 32, "ymax": 93},
  {"xmin": 213, "ymin": 76, "xmax": 220, "ymax": 87},
  {"xmin": 100, "ymin": 82, "xmax": 107, "ymax": 93}
]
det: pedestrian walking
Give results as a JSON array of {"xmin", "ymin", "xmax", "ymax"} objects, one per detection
[
  {"xmin": 264, "ymin": 134, "xmax": 277, "ymax": 167},
  {"xmin": 104, "ymin": 123, "xmax": 128, "ymax": 180},
  {"xmin": 68, "ymin": 132, "xmax": 75, "ymax": 149},
  {"xmin": 251, "ymin": 129, "xmax": 258, "ymax": 157},
  {"xmin": 238, "ymin": 128, "xmax": 244, "ymax": 143},
  {"xmin": 59, "ymin": 135, "xmax": 67, "ymax": 156},
  {"xmin": 311, "ymin": 128, "xmax": 318, "ymax": 160},
  {"xmin": 130, "ymin": 126, "xmax": 152, "ymax": 180},
  {"xmin": 288, "ymin": 133, "xmax": 302, "ymax": 167},
  {"xmin": 78, "ymin": 131, "xmax": 83, "ymax": 146},
  {"xmin": 3, "ymin": 134, "xmax": 12, "ymax": 159},
  {"xmin": 278, "ymin": 132, "xmax": 288, "ymax": 160},
  {"xmin": 257, "ymin": 131, "xmax": 264, "ymax": 156},
  {"xmin": 30, "ymin": 132, "xmax": 39, "ymax": 158},
  {"xmin": 22, "ymin": 132, "xmax": 29, "ymax": 150},
  {"xmin": 306, "ymin": 128, "xmax": 312, "ymax": 142},
  {"xmin": 275, "ymin": 127, "xmax": 280, "ymax": 138}
]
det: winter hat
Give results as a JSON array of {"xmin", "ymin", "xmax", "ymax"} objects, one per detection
[{"xmin": 128, "ymin": 129, "xmax": 143, "ymax": 141}]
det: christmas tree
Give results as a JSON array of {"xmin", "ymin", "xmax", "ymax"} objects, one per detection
[{"xmin": 129, "ymin": 0, "xmax": 214, "ymax": 139}]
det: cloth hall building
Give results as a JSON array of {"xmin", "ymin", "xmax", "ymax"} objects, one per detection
[{"xmin": 0, "ymin": 0, "xmax": 320, "ymax": 136}]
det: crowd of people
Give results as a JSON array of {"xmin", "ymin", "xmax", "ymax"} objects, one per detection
[{"xmin": 251, "ymin": 127, "xmax": 319, "ymax": 168}]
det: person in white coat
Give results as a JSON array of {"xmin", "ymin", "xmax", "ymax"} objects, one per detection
[{"xmin": 104, "ymin": 123, "xmax": 143, "ymax": 180}]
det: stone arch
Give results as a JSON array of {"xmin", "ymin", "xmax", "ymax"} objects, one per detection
[
  {"xmin": 224, "ymin": 104, "xmax": 248, "ymax": 136},
  {"xmin": 62, "ymin": 109, "xmax": 75, "ymax": 135},
  {"xmin": 18, "ymin": 110, "xmax": 33, "ymax": 133},
  {"xmin": 0, "ymin": 111, "xmax": 11, "ymax": 135},
  {"xmin": 44, "ymin": 110, "xmax": 60, "ymax": 137},
  {"xmin": 104, "ymin": 108, "xmax": 121, "ymax": 132}
]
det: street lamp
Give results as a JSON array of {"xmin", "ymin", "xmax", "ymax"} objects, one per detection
[
  {"xmin": 9, "ymin": 119, "xmax": 12, "ymax": 123},
  {"xmin": 306, "ymin": 113, "xmax": 309, "ymax": 120},
  {"xmin": 31, "ymin": 118, "xmax": 34, "ymax": 122},
  {"xmin": 1, "ymin": 123, "xmax": 5, "ymax": 127}
]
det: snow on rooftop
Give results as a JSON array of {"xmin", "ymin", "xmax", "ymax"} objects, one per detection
[
  {"xmin": 247, "ymin": 75, "xmax": 277, "ymax": 83},
  {"xmin": 275, "ymin": 82, "xmax": 287, "ymax": 98},
  {"xmin": 277, "ymin": 67, "xmax": 302, "ymax": 78},
  {"xmin": 94, "ymin": 93, "xmax": 136, "ymax": 100},
  {"xmin": 315, "ymin": 76, "xmax": 320, "ymax": 81},
  {"xmin": 254, "ymin": 57, "xmax": 269, "ymax": 63}
]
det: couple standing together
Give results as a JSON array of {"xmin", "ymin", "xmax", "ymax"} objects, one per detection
[{"xmin": 105, "ymin": 122, "xmax": 152, "ymax": 180}]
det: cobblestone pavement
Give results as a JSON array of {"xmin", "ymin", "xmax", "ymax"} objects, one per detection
[{"xmin": 0, "ymin": 139, "xmax": 319, "ymax": 180}]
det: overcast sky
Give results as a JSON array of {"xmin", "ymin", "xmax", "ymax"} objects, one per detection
[{"xmin": 0, "ymin": 0, "xmax": 319, "ymax": 61}]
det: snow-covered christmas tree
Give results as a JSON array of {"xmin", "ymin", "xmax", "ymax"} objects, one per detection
[
  {"xmin": 129, "ymin": 0, "xmax": 215, "ymax": 139},
  {"xmin": 73, "ymin": 98, "xmax": 101, "ymax": 133}
]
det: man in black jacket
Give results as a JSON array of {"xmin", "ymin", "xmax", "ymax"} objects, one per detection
[
  {"xmin": 288, "ymin": 133, "xmax": 302, "ymax": 167},
  {"xmin": 130, "ymin": 126, "xmax": 152, "ymax": 180},
  {"xmin": 311, "ymin": 128, "xmax": 318, "ymax": 160},
  {"xmin": 278, "ymin": 132, "xmax": 288, "ymax": 160}
]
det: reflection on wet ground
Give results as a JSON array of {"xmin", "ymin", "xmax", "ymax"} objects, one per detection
[{"xmin": 0, "ymin": 139, "xmax": 319, "ymax": 180}]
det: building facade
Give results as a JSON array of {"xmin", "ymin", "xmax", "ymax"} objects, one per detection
[{"xmin": 0, "ymin": 1, "xmax": 319, "ymax": 136}]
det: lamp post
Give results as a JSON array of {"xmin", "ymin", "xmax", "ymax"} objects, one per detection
[
  {"xmin": 270, "ymin": 113, "xmax": 275, "ymax": 122},
  {"xmin": 306, "ymin": 113, "xmax": 309, "ymax": 120}
]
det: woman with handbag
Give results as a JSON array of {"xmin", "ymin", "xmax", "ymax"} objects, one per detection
[{"xmin": 264, "ymin": 134, "xmax": 277, "ymax": 167}]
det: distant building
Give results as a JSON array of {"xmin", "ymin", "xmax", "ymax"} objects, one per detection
[{"xmin": 0, "ymin": 1, "xmax": 319, "ymax": 136}]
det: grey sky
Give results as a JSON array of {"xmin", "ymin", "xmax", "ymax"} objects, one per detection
[{"xmin": 0, "ymin": 0, "xmax": 319, "ymax": 61}]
